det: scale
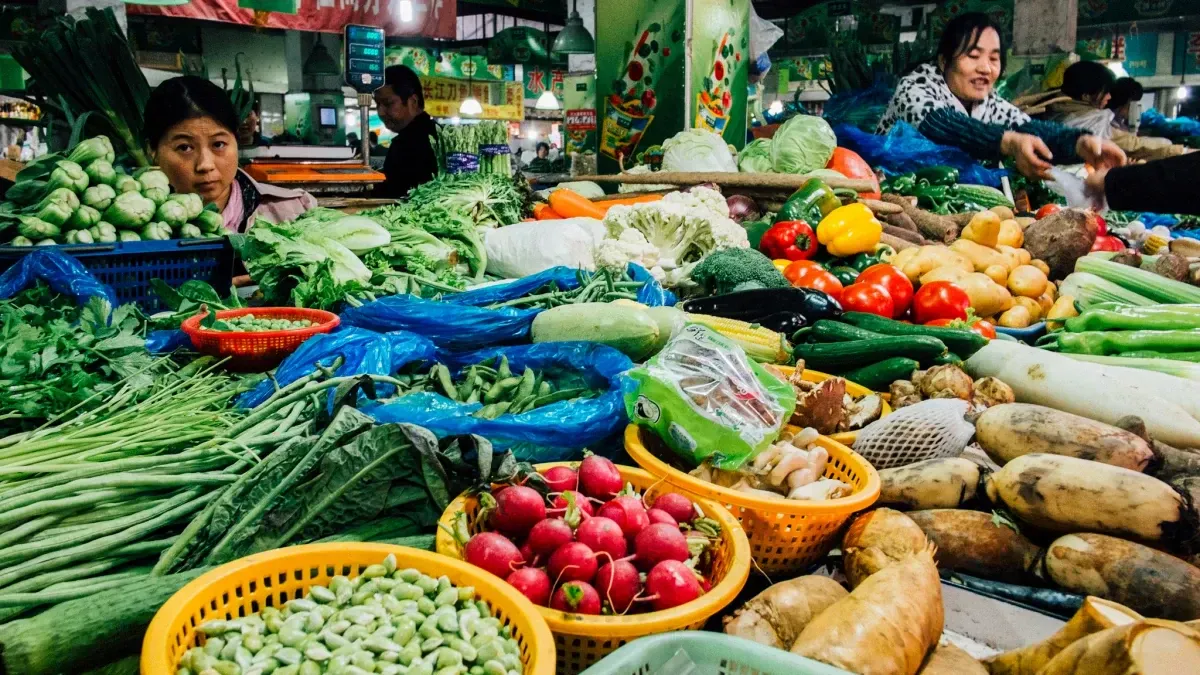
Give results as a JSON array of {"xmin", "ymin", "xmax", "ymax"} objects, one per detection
[{"xmin": 241, "ymin": 24, "xmax": 387, "ymax": 196}]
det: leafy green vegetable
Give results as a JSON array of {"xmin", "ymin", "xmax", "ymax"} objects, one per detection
[
  {"xmin": 738, "ymin": 138, "xmax": 774, "ymax": 173},
  {"xmin": 661, "ymin": 128, "xmax": 738, "ymax": 173},
  {"xmin": 402, "ymin": 172, "xmax": 529, "ymax": 229}
]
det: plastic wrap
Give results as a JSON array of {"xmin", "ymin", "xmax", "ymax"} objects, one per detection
[
  {"xmin": 363, "ymin": 341, "xmax": 632, "ymax": 461},
  {"xmin": 835, "ymin": 121, "xmax": 1009, "ymax": 188},
  {"xmin": 0, "ymin": 249, "xmax": 116, "ymax": 307}
]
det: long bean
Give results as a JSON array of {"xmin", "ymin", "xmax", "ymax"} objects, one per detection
[{"xmin": 0, "ymin": 472, "xmax": 235, "ymax": 514}]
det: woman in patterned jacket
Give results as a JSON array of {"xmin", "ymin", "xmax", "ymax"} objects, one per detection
[{"xmin": 877, "ymin": 12, "xmax": 1125, "ymax": 178}]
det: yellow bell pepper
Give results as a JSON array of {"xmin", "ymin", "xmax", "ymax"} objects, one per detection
[
  {"xmin": 771, "ymin": 259, "xmax": 791, "ymax": 273},
  {"xmin": 816, "ymin": 203, "xmax": 882, "ymax": 257}
]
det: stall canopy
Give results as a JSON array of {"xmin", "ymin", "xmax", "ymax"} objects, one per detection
[{"xmin": 128, "ymin": 0, "xmax": 458, "ymax": 39}]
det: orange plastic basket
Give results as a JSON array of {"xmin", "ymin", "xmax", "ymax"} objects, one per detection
[
  {"xmin": 435, "ymin": 462, "xmax": 751, "ymax": 674},
  {"xmin": 141, "ymin": 543, "xmax": 556, "ymax": 675},
  {"xmin": 780, "ymin": 367, "xmax": 893, "ymax": 445},
  {"xmin": 180, "ymin": 307, "xmax": 339, "ymax": 371},
  {"xmin": 625, "ymin": 425, "xmax": 879, "ymax": 577}
]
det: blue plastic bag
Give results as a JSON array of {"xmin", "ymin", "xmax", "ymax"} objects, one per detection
[
  {"xmin": 823, "ymin": 81, "xmax": 896, "ymax": 132},
  {"xmin": 0, "ymin": 249, "xmax": 116, "ymax": 307},
  {"xmin": 1139, "ymin": 108, "xmax": 1200, "ymax": 142},
  {"xmin": 363, "ymin": 342, "xmax": 633, "ymax": 461},
  {"xmin": 237, "ymin": 327, "xmax": 437, "ymax": 408},
  {"xmin": 835, "ymin": 121, "xmax": 1009, "ymax": 188}
]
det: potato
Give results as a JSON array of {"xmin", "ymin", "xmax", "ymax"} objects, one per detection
[
  {"xmin": 984, "ymin": 597, "xmax": 1144, "ymax": 675},
  {"xmin": 1016, "ymin": 216, "xmax": 1036, "ymax": 229},
  {"xmin": 841, "ymin": 508, "xmax": 928, "ymax": 588},
  {"xmin": 986, "ymin": 454, "xmax": 1187, "ymax": 541},
  {"xmin": 1047, "ymin": 294, "xmax": 1079, "ymax": 329},
  {"xmin": 878, "ymin": 457, "xmax": 980, "ymax": 511},
  {"xmin": 983, "ymin": 263, "xmax": 1009, "ymax": 285},
  {"xmin": 1030, "ymin": 259, "xmax": 1051, "ymax": 277},
  {"xmin": 900, "ymin": 245, "xmax": 973, "ymax": 282},
  {"xmin": 1008, "ymin": 264, "xmax": 1049, "ymax": 298},
  {"xmin": 723, "ymin": 576, "xmax": 848, "ymax": 649},
  {"xmin": 975, "ymin": 403, "xmax": 1155, "ymax": 471},
  {"xmin": 1012, "ymin": 296, "xmax": 1043, "ymax": 321},
  {"xmin": 990, "ymin": 205, "xmax": 1016, "ymax": 221},
  {"xmin": 918, "ymin": 642, "xmax": 987, "ymax": 674},
  {"xmin": 1038, "ymin": 620, "xmax": 1200, "ymax": 675},
  {"xmin": 997, "ymin": 219, "xmax": 1024, "ymax": 247},
  {"xmin": 1036, "ymin": 291, "xmax": 1055, "ymax": 315},
  {"xmin": 950, "ymin": 238, "xmax": 1010, "ymax": 272},
  {"xmin": 919, "ymin": 264, "xmax": 969, "ymax": 286},
  {"xmin": 908, "ymin": 509, "xmax": 1041, "ymax": 582},
  {"xmin": 998, "ymin": 305, "xmax": 1032, "ymax": 328},
  {"xmin": 956, "ymin": 272, "xmax": 1013, "ymax": 317},
  {"xmin": 1043, "ymin": 533, "xmax": 1200, "ymax": 621},
  {"xmin": 961, "ymin": 211, "xmax": 1001, "ymax": 247}
]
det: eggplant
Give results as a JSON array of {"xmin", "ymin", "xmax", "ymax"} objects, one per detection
[
  {"xmin": 755, "ymin": 312, "xmax": 808, "ymax": 334},
  {"xmin": 681, "ymin": 288, "xmax": 843, "ymax": 324}
]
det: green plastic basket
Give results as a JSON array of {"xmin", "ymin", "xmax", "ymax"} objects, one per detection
[{"xmin": 577, "ymin": 632, "xmax": 854, "ymax": 675}]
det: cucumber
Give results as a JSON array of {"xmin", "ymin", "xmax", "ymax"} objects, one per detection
[
  {"xmin": 839, "ymin": 312, "xmax": 988, "ymax": 358},
  {"xmin": 532, "ymin": 303, "xmax": 660, "ymax": 360},
  {"xmin": 836, "ymin": 357, "xmax": 920, "ymax": 391},
  {"xmin": 793, "ymin": 336, "xmax": 948, "ymax": 371},
  {"xmin": 809, "ymin": 320, "xmax": 886, "ymax": 343}
]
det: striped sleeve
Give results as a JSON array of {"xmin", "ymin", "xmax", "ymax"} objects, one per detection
[{"xmin": 917, "ymin": 107, "xmax": 1008, "ymax": 160}]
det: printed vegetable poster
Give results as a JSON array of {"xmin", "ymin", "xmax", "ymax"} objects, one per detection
[
  {"xmin": 595, "ymin": 0, "xmax": 687, "ymax": 173},
  {"xmin": 689, "ymin": 0, "xmax": 749, "ymax": 149}
]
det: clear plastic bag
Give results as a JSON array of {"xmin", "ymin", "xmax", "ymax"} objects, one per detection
[
  {"xmin": 851, "ymin": 398, "xmax": 974, "ymax": 469},
  {"xmin": 623, "ymin": 324, "xmax": 796, "ymax": 470},
  {"xmin": 0, "ymin": 249, "xmax": 116, "ymax": 308}
]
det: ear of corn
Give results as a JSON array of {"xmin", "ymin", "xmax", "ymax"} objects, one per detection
[{"xmin": 684, "ymin": 313, "xmax": 791, "ymax": 364}]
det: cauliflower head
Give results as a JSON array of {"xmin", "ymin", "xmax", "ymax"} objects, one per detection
[
  {"xmin": 601, "ymin": 188, "xmax": 748, "ymax": 272},
  {"xmin": 595, "ymin": 228, "xmax": 660, "ymax": 273}
]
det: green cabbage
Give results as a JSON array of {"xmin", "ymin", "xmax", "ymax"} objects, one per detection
[
  {"xmin": 771, "ymin": 115, "xmax": 837, "ymax": 174},
  {"xmin": 661, "ymin": 129, "xmax": 737, "ymax": 173},
  {"xmin": 738, "ymin": 139, "xmax": 774, "ymax": 173}
]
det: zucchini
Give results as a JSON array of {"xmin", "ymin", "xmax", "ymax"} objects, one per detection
[
  {"xmin": 809, "ymin": 320, "xmax": 886, "ymax": 343},
  {"xmin": 954, "ymin": 184, "xmax": 1013, "ymax": 209},
  {"xmin": 836, "ymin": 357, "xmax": 920, "ymax": 391},
  {"xmin": 531, "ymin": 303, "xmax": 660, "ymax": 360},
  {"xmin": 794, "ymin": 336, "xmax": 948, "ymax": 371},
  {"xmin": 840, "ymin": 312, "xmax": 988, "ymax": 358}
]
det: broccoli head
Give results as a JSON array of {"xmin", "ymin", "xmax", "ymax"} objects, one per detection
[{"xmin": 688, "ymin": 247, "xmax": 789, "ymax": 296}]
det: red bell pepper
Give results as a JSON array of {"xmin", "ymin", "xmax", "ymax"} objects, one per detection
[
  {"xmin": 760, "ymin": 220, "xmax": 818, "ymax": 261},
  {"xmin": 1091, "ymin": 235, "xmax": 1125, "ymax": 252}
]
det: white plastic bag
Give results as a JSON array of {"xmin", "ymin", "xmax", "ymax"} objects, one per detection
[{"xmin": 482, "ymin": 217, "xmax": 606, "ymax": 279}]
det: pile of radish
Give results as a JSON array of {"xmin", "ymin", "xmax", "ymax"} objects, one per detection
[{"xmin": 450, "ymin": 455, "xmax": 723, "ymax": 615}]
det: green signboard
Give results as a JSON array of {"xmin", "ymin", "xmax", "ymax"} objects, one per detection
[
  {"xmin": 785, "ymin": 4, "xmax": 838, "ymax": 51},
  {"xmin": 1172, "ymin": 31, "xmax": 1200, "ymax": 75},
  {"xmin": 931, "ymin": 1, "xmax": 1014, "ymax": 44},
  {"xmin": 1123, "ymin": 33, "xmax": 1160, "ymax": 77},
  {"xmin": 1080, "ymin": 0, "xmax": 1200, "ymax": 27},
  {"xmin": 523, "ymin": 65, "xmax": 564, "ymax": 101},
  {"xmin": 385, "ymin": 47, "xmax": 511, "ymax": 81},
  {"xmin": 563, "ymin": 74, "xmax": 597, "ymax": 159},
  {"xmin": 595, "ymin": 0, "xmax": 687, "ymax": 172},
  {"xmin": 690, "ymin": 0, "xmax": 749, "ymax": 149}
]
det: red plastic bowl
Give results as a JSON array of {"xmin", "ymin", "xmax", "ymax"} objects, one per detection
[{"xmin": 180, "ymin": 307, "xmax": 339, "ymax": 371}]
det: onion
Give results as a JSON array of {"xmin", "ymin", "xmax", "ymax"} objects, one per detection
[{"xmin": 726, "ymin": 194, "xmax": 761, "ymax": 224}]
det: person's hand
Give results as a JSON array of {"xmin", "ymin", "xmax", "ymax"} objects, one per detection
[
  {"xmin": 1084, "ymin": 166, "xmax": 1109, "ymax": 205},
  {"xmin": 1001, "ymin": 131, "xmax": 1053, "ymax": 179},
  {"xmin": 1076, "ymin": 135, "xmax": 1126, "ymax": 170}
]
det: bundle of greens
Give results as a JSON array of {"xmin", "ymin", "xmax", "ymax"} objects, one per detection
[
  {"xmin": 402, "ymin": 172, "xmax": 530, "ymax": 229},
  {"xmin": 361, "ymin": 201, "xmax": 488, "ymax": 283},
  {"xmin": 438, "ymin": 121, "xmax": 512, "ymax": 177}
]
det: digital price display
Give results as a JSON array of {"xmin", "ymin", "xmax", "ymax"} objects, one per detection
[{"xmin": 344, "ymin": 24, "xmax": 385, "ymax": 93}]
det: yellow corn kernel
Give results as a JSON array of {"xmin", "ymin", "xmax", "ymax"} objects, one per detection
[
  {"xmin": 1143, "ymin": 234, "xmax": 1169, "ymax": 255},
  {"xmin": 684, "ymin": 313, "xmax": 791, "ymax": 363}
]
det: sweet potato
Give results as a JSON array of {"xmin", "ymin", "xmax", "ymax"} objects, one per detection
[
  {"xmin": 908, "ymin": 509, "xmax": 1041, "ymax": 582},
  {"xmin": 1021, "ymin": 208, "xmax": 1096, "ymax": 280},
  {"xmin": 791, "ymin": 545, "xmax": 943, "ymax": 675},
  {"xmin": 983, "ymin": 596, "xmax": 1143, "ymax": 675},
  {"xmin": 1041, "ymin": 533, "xmax": 1200, "ymax": 621},
  {"xmin": 918, "ymin": 642, "xmax": 987, "ymax": 675},
  {"xmin": 1037, "ymin": 620, "xmax": 1200, "ymax": 674},
  {"xmin": 878, "ymin": 457, "xmax": 981, "ymax": 510},
  {"xmin": 841, "ymin": 508, "xmax": 928, "ymax": 587},
  {"xmin": 881, "ymin": 194, "xmax": 958, "ymax": 244},
  {"xmin": 722, "ymin": 575, "xmax": 848, "ymax": 649},
  {"xmin": 986, "ymin": 454, "xmax": 1188, "ymax": 542},
  {"xmin": 975, "ymin": 403, "xmax": 1155, "ymax": 471}
]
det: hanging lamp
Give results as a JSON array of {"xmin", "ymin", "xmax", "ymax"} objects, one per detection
[{"xmin": 552, "ymin": 0, "xmax": 594, "ymax": 56}]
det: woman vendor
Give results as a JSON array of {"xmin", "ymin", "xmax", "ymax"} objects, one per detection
[
  {"xmin": 144, "ymin": 76, "xmax": 315, "ymax": 233},
  {"xmin": 877, "ymin": 13, "xmax": 1126, "ymax": 178}
]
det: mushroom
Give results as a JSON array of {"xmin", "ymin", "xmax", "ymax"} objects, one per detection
[
  {"xmin": 914, "ymin": 365, "xmax": 974, "ymax": 401},
  {"xmin": 889, "ymin": 379, "xmax": 922, "ymax": 408},
  {"xmin": 841, "ymin": 394, "xmax": 884, "ymax": 431},
  {"xmin": 768, "ymin": 446, "xmax": 812, "ymax": 487},
  {"xmin": 786, "ymin": 467, "xmax": 818, "ymax": 491},
  {"xmin": 787, "ymin": 478, "xmax": 852, "ymax": 501}
]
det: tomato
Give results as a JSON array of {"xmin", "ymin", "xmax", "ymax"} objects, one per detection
[
  {"xmin": 784, "ymin": 261, "xmax": 843, "ymax": 302},
  {"xmin": 855, "ymin": 264, "xmax": 913, "ymax": 318},
  {"xmin": 628, "ymin": 62, "xmax": 644, "ymax": 81},
  {"xmin": 840, "ymin": 283, "xmax": 893, "ymax": 318},
  {"xmin": 1035, "ymin": 204, "xmax": 1062, "ymax": 219},
  {"xmin": 912, "ymin": 281, "xmax": 970, "ymax": 324},
  {"xmin": 926, "ymin": 317, "xmax": 997, "ymax": 340}
]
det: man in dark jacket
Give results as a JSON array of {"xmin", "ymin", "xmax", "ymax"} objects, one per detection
[
  {"xmin": 1087, "ymin": 153, "xmax": 1200, "ymax": 215},
  {"xmin": 373, "ymin": 65, "xmax": 438, "ymax": 198}
]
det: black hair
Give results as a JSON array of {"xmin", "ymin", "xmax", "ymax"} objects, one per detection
[
  {"xmin": 1108, "ymin": 77, "xmax": 1144, "ymax": 110},
  {"xmin": 536, "ymin": 142, "xmax": 549, "ymax": 153},
  {"xmin": 383, "ymin": 65, "xmax": 424, "ymax": 108},
  {"xmin": 937, "ymin": 12, "xmax": 1007, "ymax": 76},
  {"xmin": 1061, "ymin": 61, "xmax": 1115, "ymax": 100},
  {"xmin": 144, "ymin": 76, "xmax": 240, "ymax": 148},
  {"xmin": 369, "ymin": 131, "xmax": 379, "ymax": 143}
]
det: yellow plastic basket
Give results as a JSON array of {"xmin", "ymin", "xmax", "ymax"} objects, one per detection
[
  {"xmin": 141, "ymin": 543, "xmax": 556, "ymax": 675},
  {"xmin": 624, "ymin": 425, "xmax": 879, "ymax": 577},
  {"xmin": 780, "ymin": 367, "xmax": 893, "ymax": 445},
  {"xmin": 435, "ymin": 462, "xmax": 751, "ymax": 675}
]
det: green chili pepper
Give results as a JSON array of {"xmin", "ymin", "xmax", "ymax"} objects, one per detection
[
  {"xmin": 1065, "ymin": 307, "xmax": 1200, "ymax": 333},
  {"xmin": 1047, "ymin": 330, "xmax": 1200, "ymax": 355}
]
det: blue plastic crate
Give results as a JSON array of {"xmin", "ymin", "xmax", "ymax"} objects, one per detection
[{"xmin": 0, "ymin": 238, "xmax": 234, "ymax": 313}]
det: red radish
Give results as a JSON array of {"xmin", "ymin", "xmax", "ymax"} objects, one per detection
[
  {"xmin": 595, "ymin": 559, "xmax": 641, "ymax": 613},
  {"xmin": 575, "ymin": 516, "xmax": 628, "ymax": 561},
  {"xmin": 519, "ymin": 541, "xmax": 535, "ymax": 565},
  {"xmin": 633, "ymin": 523, "xmax": 690, "ymax": 570},
  {"xmin": 488, "ymin": 485, "xmax": 546, "ymax": 537},
  {"xmin": 644, "ymin": 560, "xmax": 703, "ymax": 611},
  {"xmin": 598, "ymin": 496, "xmax": 650, "ymax": 539},
  {"xmin": 527, "ymin": 518, "xmax": 574, "ymax": 556},
  {"xmin": 550, "ymin": 490, "xmax": 595, "ymax": 518},
  {"xmin": 541, "ymin": 466, "xmax": 578, "ymax": 492},
  {"xmin": 463, "ymin": 532, "xmax": 524, "ymax": 579},
  {"xmin": 652, "ymin": 493, "xmax": 696, "ymax": 524},
  {"xmin": 548, "ymin": 542, "xmax": 599, "ymax": 583},
  {"xmin": 646, "ymin": 508, "xmax": 677, "ymax": 527},
  {"xmin": 506, "ymin": 567, "xmax": 551, "ymax": 606},
  {"xmin": 578, "ymin": 454, "xmax": 622, "ymax": 500},
  {"xmin": 550, "ymin": 580, "xmax": 601, "ymax": 615}
]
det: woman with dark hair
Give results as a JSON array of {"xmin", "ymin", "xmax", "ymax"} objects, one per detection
[
  {"xmin": 877, "ymin": 12, "xmax": 1125, "ymax": 178},
  {"xmin": 1104, "ymin": 77, "xmax": 1184, "ymax": 160},
  {"xmin": 1037, "ymin": 61, "xmax": 1116, "ymax": 136},
  {"xmin": 1108, "ymin": 77, "xmax": 1144, "ymax": 129},
  {"xmin": 144, "ymin": 76, "xmax": 315, "ymax": 233}
]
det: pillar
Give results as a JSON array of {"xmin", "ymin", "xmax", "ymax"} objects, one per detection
[{"xmin": 1013, "ymin": 0, "xmax": 1077, "ymax": 56}]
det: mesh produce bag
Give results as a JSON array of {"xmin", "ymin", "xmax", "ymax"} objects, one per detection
[{"xmin": 851, "ymin": 399, "xmax": 974, "ymax": 469}]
